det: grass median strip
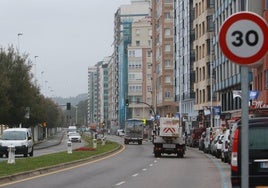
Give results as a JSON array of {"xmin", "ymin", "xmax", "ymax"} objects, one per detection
[{"xmin": 0, "ymin": 138, "xmax": 119, "ymax": 178}]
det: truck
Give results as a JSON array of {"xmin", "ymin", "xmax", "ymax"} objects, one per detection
[
  {"xmin": 153, "ymin": 117, "xmax": 186, "ymax": 158},
  {"xmin": 124, "ymin": 119, "xmax": 144, "ymax": 145}
]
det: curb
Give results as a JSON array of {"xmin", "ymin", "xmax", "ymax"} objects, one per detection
[{"xmin": 0, "ymin": 144, "xmax": 123, "ymax": 185}]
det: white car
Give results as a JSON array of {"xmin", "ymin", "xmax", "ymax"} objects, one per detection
[
  {"xmin": 68, "ymin": 132, "xmax": 81, "ymax": 143},
  {"xmin": 117, "ymin": 129, "xmax": 125, "ymax": 136},
  {"xmin": 0, "ymin": 128, "xmax": 34, "ymax": 157},
  {"xmin": 221, "ymin": 129, "xmax": 230, "ymax": 163}
]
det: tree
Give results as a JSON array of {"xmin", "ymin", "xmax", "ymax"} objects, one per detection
[{"xmin": 0, "ymin": 46, "xmax": 64, "ymax": 127}]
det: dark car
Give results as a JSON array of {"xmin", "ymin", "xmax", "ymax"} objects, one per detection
[
  {"xmin": 231, "ymin": 117, "xmax": 268, "ymax": 187},
  {"xmin": 189, "ymin": 127, "xmax": 206, "ymax": 147}
]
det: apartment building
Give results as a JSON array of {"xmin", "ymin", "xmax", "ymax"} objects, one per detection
[
  {"xmin": 151, "ymin": 0, "xmax": 178, "ymax": 117},
  {"xmin": 127, "ymin": 16, "xmax": 152, "ymax": 120},
  {"xmin": 174, "ymin": 0, "xmax": 197, "ymax": 128},
  {"xmin": 252, "ymin": 0, "xmax": 268, "ymax": 109},
  {"xmin": 213, "ymin": 1, "xmax": 263, "ymax": 124},
  {"xmin": 87, "ymin": 66, "xmax": 97, "ymax": 125},
  {"xmin": 192, "ymin": 0, "xmax": 220, "ymax": 127},
  {"xmin": 113, "ymin": 0, "xmax": 150, "ymax": 128}
]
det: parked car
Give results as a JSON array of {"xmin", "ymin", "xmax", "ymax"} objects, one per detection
[
  {"xmin": 198, "ymin": 131, "xmax": 206, "ymax": 151},
  {"xmin": 228, "ymin": 120, "xmax": 240, "ymax": 164},
  {"xmin": 189, "ymin": 127, "xmax": 206, "ymax": 147},
  {"xmin": 231, "ymin": 117, "xmax": 268, "ymax": 187},
  {"xmin": 221, "ymin": 129, "xmax": 230, "ymax": 163},
  {"xmin": 0, "ymin": 128, "xmax": 34, "ymax": 157},
  {"xmin": 210, "ymin": 134, "xmax": 220, "ymax": 156},
  {"xmin": 203, "ymin": 128, "xmax": 213, "ymax": 153},
  {"xmin": 68, "ymin": 132, "xmax": 81, "ymax": 143}
]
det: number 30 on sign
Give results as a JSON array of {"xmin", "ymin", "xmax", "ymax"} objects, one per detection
[{"xmin": 219, "ymin": 11, "xmax": 268, "ymax": 66}]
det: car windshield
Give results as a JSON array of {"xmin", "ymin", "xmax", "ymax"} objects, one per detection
[
  {"xmin": 2, "ymin": 131, "xmax": 27, "ymax": 140},
  {"xmin": 249, "ymin": 127, "xmax": 268, "ymax": 150},
  {"xmin": 69, "ymin": 132, "xmax": 80, "ymax": 136}
]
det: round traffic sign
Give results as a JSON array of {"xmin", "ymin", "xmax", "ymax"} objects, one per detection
[{"xmin": 219, "ymin": 11, "xmax": 268, "ymax": 65}]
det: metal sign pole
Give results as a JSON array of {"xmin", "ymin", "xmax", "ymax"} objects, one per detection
[{"xmin": 241, "ymin": 66, "xmax": 249, "ymax": 188}]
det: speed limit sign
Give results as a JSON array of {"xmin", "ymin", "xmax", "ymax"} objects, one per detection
[{"xmin": 219, "ymin": 11, "xmax": 268, "ymax": 65}]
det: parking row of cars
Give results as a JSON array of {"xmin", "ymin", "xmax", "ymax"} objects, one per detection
[
  {"xmin": 195, "ymin": 126, "xmax": 231, "ymax": 163},
  {"xmin": 189, "ymin": 115, "xmax": 268, "ymax": 187}
]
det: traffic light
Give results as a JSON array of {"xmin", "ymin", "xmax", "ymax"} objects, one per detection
[
  {"xmin": 142, "ymin": 118, "xmax": 146, "ymax": 125},
  {"xmin": 67, "ymin": 102, "xmax": 71, "ymax": 110},
  {"xmin": 125, "ymin": 99, "xmax": 129, "ymax": 106}
]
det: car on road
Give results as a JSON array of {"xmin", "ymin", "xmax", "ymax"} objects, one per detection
[
  {"xmin": 116, "ymin": 129, "xmax": 125, "ymax": 136},
  {"xmin": 68, "ymin": 132, "xmax": 81, "ymax": 143},
  {"xmin": 0, "ymin": 128, "xmax": 34, "ymax": 157},
  {"xmin": 231, "ymin": 117, "xmax": 268, "ymax": 187}
]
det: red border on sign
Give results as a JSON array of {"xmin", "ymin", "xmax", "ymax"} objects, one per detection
[{"xmin": 219, "ymin": 12, "xmax": 268, "ymax": 65}]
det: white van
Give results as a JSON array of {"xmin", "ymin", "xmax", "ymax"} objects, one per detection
[
  {"xmin": 67, "ymin": 126, "xmax": 77, "ymax": 136},
  {"xmin": 0, "ymin": 128, "xmax": 34, "ymax": 158}
]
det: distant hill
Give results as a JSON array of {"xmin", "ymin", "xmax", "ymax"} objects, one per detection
[{"xmin": 53, "ymin": 93, "xmax": 87, "ymax": 106}]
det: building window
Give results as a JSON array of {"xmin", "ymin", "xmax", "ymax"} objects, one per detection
[
  {"xmin": 165, "ymin": 44, "xmax": 171, "ymax": 52},
  {"xmin": 164, "ymin": 28, "xmax": 171, "ymax": 36},
  {"xmin": 207, "ymin": 15, "xmax": 214, "ymax": 32},
  {"xmin": 165, "ymin": 91, "xmax": 171, "ymax": 98},
  {"xmin": 165, "ymin": 76, "xmax": 171, "ymax": 83},
  {"xmin": 147, "ymin": 50, "xmax": 151, "ymax": 57},
  {"xmin": 165, "ymin": 59, "xmax": 172, "ymax": 67},
  {"xmin": 266, "ymin": 70, "xmax": 268, "ymax": 88},
  {"xmin": 136, "ymin": 41, "xmax": 140, "ymax": 46},
  {"xmin": 136, "ymin": 29, "xmax": 140, "ymax": 36},
  {"xmin": 207, "ymin": 0, "xmax": 215, "ymax": 8},
  {"xmin": 164, "ymin": 12, "xmax": 171, "ymax": 19}
]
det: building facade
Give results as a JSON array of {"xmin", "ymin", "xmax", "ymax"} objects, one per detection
[
  {"xmin": 151, "ymin": 0, "xmax": 178, "ymax": 117},
  {"xmin": 113, "ymin": 0, "xmax": 150, "ymax": 128},
  {"xmin": 127, "ymin": 16, "xmax": 153, "ymax": 120}
]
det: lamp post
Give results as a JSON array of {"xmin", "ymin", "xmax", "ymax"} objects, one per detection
[
  {"xmin": 17, "ymin": 33, "xmax": 23, "ymax": 54},
  {"xmin": 34, "ymin": 56, "xmax": 38, "ymax": 87}
]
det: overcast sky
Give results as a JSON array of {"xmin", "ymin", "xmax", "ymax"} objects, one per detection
[{"xmin": 0, "ymin": 0, "xmax": 130, "ymax": 98}]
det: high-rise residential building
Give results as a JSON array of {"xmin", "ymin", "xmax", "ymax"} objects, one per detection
[
  {"xmin": 87, "ymin": 60, "xmax": 109, "ymax": 130},
  {"xmin": 252, "ymin": 0, "xmax": 268, "ymax": 109},
  {"xmin": 127, "ymin": 16, "xmax": 152, "ymax": 120},
  {"xmin": 174, "ymin": 0, "xmax": 197, "ymax": 128},
  {"xmin": 88, "ymin": 66, "xmax": 97, "ymax": 125},
  {"xmin": 192, "ymin": 0, "xmax": 220, "ymax": 128},
  {"xmin": 107, "ymin": 55, "xmax": 118, "ymax": 132},
  {"xmin": 213, "ymin": 0, "xmax": 243, "ymax": 124},
  {"xmin": 213, "ymin": 1, "xmax": 264, "ymax": 124},
  {"xmin": 151, "ymin": 0, "xmax": 178, "ymax": 117},
  {"xmin": 113, "ymin": 0, "xmax": 150, "ymax": 128}
]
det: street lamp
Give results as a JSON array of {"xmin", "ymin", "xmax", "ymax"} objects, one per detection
[
  {"xmin": 34, "ymin": 56, "xmax": 38, "ymax": 87},
  {"xmin": 17, "ymin": 33, "xmax": 23, "ymax": 54}
]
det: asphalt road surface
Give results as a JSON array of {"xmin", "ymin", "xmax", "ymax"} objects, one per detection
[{"xmin": 1, "ymin": 137, "xmax": 231, "ymax": 188}]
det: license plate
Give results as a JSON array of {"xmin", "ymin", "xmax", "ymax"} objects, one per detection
[
  {"xmin": 260, "ymin": 162, "xmax": 268, "ymax": 168},
  {"xmin": 163, "ymin": 144, "xmax": 175, "ymax": 149}
]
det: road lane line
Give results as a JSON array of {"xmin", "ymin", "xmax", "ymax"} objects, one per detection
[
  {"xmin": 132, "ymin": 173, "xmax": 139, "ymax": 177},
  {"xmin": 142, "ymin": 168, "xmax": 147, "ymax": 171},
  {"xmin": 115, "ymin": 181, "xmax": 125, "ymax": 186}
]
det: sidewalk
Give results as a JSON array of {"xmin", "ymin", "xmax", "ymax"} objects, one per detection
[{"xmin": 34, "ymin": 131, "xmax": 65, "ymax": 150}]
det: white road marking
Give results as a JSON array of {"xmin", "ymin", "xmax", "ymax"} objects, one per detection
[
  {"xmin": 132, "ymin": 173, "xmax": 139, "ymax": 177},
  {"xmin": 116, "ymin": 181, "xmax": 125, "ymax": 186},
  {"xmin": 149, "ymin": 164, "xmax": 153, "ymax": 167},
  {"xmin": 142, "ymin": 168, "xmax": 147, "ymax": 171}
]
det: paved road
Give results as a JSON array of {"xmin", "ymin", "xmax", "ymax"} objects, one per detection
[{"xmin": 1, "ymin": 138, "xmax": 231, "ymax": 188}]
